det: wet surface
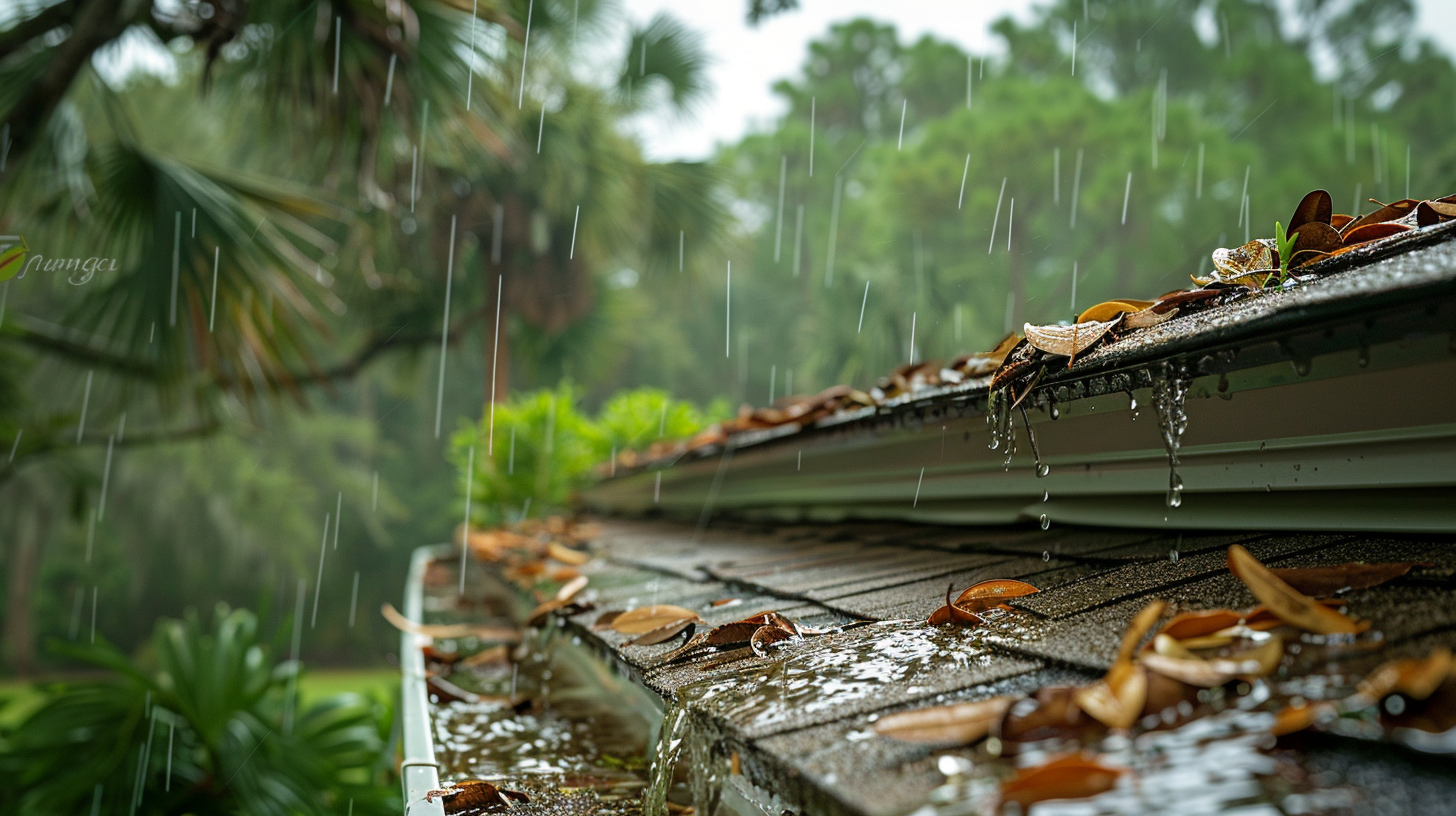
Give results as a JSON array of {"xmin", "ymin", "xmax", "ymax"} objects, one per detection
[{"xmin": 421, "ymin": 519, "xmax": 1456, "ymax": 816}]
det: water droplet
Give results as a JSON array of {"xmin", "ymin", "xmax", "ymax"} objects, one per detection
[
  {"xmin": 1292, "ymin": 358, "xmax": 1311, "ymax": 377},
  {"xmin": 1049, "ymin": 403, "xmax": 1061, "ymax": 420},
  {"xmin": 1039, "ymin": 515, "xmax": 1050, "ymax": 531},
  {"xmin": 1042, "ymin": 491, "xmax": 1049, "ymax": 502},
  {"xmin": 1128, "ymin": 394, "xmax": 1138, "ymax": 411},
  {"xmin": 1166, "ymin": 489, "xmax": 1183, "ymax": 508},
  {"xmin": 1169, "ymin": 549, "xmax": 1179, "ymax": 563},
  {"xmin": 1036, "ymin": 462, "xmax": 1050, "ymax": 478}
]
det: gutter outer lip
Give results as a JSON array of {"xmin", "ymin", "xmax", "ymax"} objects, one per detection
[{"xmin": 400, "ymin": 545, "xmax": 449, "ymax": 815}]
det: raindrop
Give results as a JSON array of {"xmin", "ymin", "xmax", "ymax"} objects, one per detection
[
  {"xmin": 1036, "ymin": 462, "xmax": 1050, "ymax": 478},
  {"xmin": 1040, "ymin": 516, "xmax": 1051, "ymax": 532},
  {"xmin": 1049, "ymin": 402, "xmax": 1061, "ymax": 420},
  {"xmin": 1170, "ymin": 549, "xmax": 1180, "ymax": 563},
  {"xmin": 1042, "ymin": 491, "xmax": 1049, "ymax": 502}
]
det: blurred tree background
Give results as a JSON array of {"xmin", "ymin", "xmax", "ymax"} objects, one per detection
[{"xmin": 2, "ymin": 0, "xmax": 1453, "ymax": 716}]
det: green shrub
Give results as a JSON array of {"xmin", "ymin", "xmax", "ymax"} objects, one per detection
[{"xmin": 0, "ymin": 606, "xmax": 395, "ymax": 816}]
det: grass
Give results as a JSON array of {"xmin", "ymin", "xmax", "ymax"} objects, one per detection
[{"xmin": 0, "ymin": 667, "xmax": 399, "ymax": 728}]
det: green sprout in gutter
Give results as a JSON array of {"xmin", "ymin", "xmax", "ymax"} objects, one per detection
[{"xmin": 1273, "ymin": 220, "xmax": 1298, "ymax": 284}]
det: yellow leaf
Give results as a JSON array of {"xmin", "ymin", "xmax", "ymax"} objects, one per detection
[
  {"xmin": 872, "ymin": 696, "xmax": 1015, "ymax": 744},
  {"xmin": 1226, "ymin": 546, "xmax": 1366, "ymax": 634}
]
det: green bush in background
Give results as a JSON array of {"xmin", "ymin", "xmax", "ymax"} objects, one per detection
[
  {"xmin": 451, "ymin": 385, "xmax": 725, "ymax": 525},
  {"xmin": 0, "ymin": 605, "xmax": 395, "ymax": 816}
]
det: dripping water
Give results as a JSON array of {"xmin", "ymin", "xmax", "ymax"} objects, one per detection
[
  {"xmin": 1152, "ymin": 366, "xmax": 1189, "ymax": 509},
  {"xmin": 1019, "ymin": 406, "xmax": 1050, "ymax": 478},
  {"xmin": 643, "ymin": 699, "xmax": 693, "ymax": 816}
]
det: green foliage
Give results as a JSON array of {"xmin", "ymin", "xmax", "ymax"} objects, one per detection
[
  {"xmin": 1275, "ymin": 221, "xmax": 1298, "ymax": 279},
  {"xmin": 452, "ymin": 386, "xmax": 719, "ymax": 522},
  {"xmin": 0, "ymin": 606, "xmax": 395, "ymax": 816}
]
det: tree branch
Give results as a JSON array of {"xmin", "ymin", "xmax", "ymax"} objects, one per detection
[{"xmin": 0, "ymin": 417, "xmax": 223, "ymax": 486}]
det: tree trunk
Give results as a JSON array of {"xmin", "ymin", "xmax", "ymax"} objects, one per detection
[{"xmin": 3, "ymin": 501, "xmax": 47, "ymax": 676}]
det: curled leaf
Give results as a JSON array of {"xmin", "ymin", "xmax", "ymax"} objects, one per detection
[
  {"xmin": 928, "ymin": 582, "xmax": 984, "ymax": 627},
  {"xmin": 997, "ymin": 686, "xmax": 1105, "ymax": 748},
  {"xmin": 1289, "ymin": 221, "xmax": 1343, "ymax": 257},
  {"xmin": 381, "ymin": 603, "xmax": 520, "ymax": 643},
  {"xmin": 1226, "ymin": 546, "xmax": 1366, "ymax": 634},
  {"xmin": 1416, "ymin": 199, "xmax": 1456, "ymax": 226},
  {"xmin": 1073, "ymin": 660, "xmax": 1147, "ymax": 729},
  {"xmin": 1117, "ymin": 600, "xmax": 1168, "ymax": 664},
  {"xmin": 872, "ymin": 696, "xmax": 1016, "ymax": 745},
  {"xmin": 1140, "ymin": 636, "xmax": 1284, "ymax": 687},
  {"xmin": 1151, "ymin": 609, "xmax": 1243, "ymax": 645},
  {"xmin": 1357, "ymin": 647, "xmax": 1453, "ymax": 703},
  {"xmin": 1000, "ymin": 753, "xmax": 1125, "ymax": 808},
  {"xmin": 1023, "ymin": 319, "xmax": 1118, "ymax": 359},
  {"xmin": 555, "ymin": 575, "xmax": 588, "ymax": 603},
  {"xmin": 611, "ymin": 605, "xmax": 702, "ymax": 635},
  {"xmin": 1271, "ymin": 700, "xmax": 1336, "ymax": 736},
  {"xmin": 1211, "ymin": 239, "xmax": 1274, "ymax": 279},
  {"xmin": 1330, "ymin": 213, "xmax": 1355, "ymax": 230},
  {"xmin": 750, "ymin": 624, "xmax": 796, "ymax": 657},
  {"xmin": 1341, "ymin": 198, "xmax": 1418, "ymax": 235}
]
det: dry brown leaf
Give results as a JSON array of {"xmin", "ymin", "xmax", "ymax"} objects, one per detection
[
  {"xmin": 1288, "ymin": 189, "xmax": 1333, "ymax": 232},
  {"xmin": 997, "ymin": 686, "xmax": 1105, "ymax": 748},
  {"xmin": 1271, "ymin": 700, "xmax": 1335, "ymax": 736},
  {"xmin": 1341, "ymin": 198, "xmax": 1418, "ymax": 235},
  {"xmin": 872, "ymin": 696, "xmax": 1015, "ymax": 744},
  {"xmin": 1151, "ymin": 609, "xmax": 1244, "ymax": 646},
  {"xmin": 1076, "ymin": 300, "xmax": 1156, "ymax": 324},
  {"xmin": 1270, "ymin": 562, "xmax": 1429, "ymax": 598},
  {"xmin": 1290, "ymin": 221, "xmax": 1343, "ymax": 257},
  {"xmin": 1023, "ymin": 319, "xmax": 1118, "ymax": 358},
  {"xmin": 627, "ymin": 617, "xmax": 698, "ymax": 646},
  {"xmin": 1341, "ymin": 221, "xmax": 1411, "ymax": 245},
  {"xmin": 750, "ymin": 624, "xmax": 796, "ymax": 657},
  {"xmin": 952, "ymin": 579, "xmax": 1041, "ymax": 613},
  {"xmin": 1330, "ymin": 213, "xmax": 1355, "ymax": 229},
  {"xmin": 1117, "ymin": 600, "xmax": 1168, "ymax": 664},
  {"xmin": 547, "ymin": 541, "xmax": 591, "ymax": 565},
  {"xmin": 1140, "ymin": 636, "xmax": 1284, "ymax": 687},
  {"xmin": 381, "ymin": 603, "xmax": 520, "ymax": 643},
  {"xmin": 611, "ymin": 605, "xmax": 702, "ymax": 635},
  {"xmin": 1226, "ymin": 546, "xmax": 1366, "ymax": 634},
  {"xmin": 999, "ymin": 753, "xmax": 1125, "ymax": 809},
  {"xmin": 426, "ymin": 779, "xmax": 530, "ymax": 813},
  {"xmin": 1357, "ymin": 647, "xmax": 1453, "ymax": 703},
  {"xmin": 928, "ymin": 582, "xmax": 984, "ymax": 627},
  {"xmin": 1416, "ymin": 199, "xmax": 1456, "ymax": 226},
  {"xmin": 1074, "ymin": 660, "xmax": 1147, "ymax": 730}
]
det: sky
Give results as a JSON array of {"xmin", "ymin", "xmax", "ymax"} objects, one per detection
[{"xmin": 617, "ymin": 0, "xmax": 1456, "ymax": 162}]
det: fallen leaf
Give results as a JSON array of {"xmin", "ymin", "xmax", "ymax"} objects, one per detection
[
  {"xmin": 1226, "ymin": 546, "xmax": 1366, "ymax": 634},
  {"xmin": 928, "ymin": 582, "xmax": 985, "ymax": 627},
  {"xmin": 1357, "ymin": 647, "xmax": 1453, "ymax": 703},
  {"xmin": 1270, "ymin": 562, "xmax": 1429, "ymax": 598},
  {"xmin": 555, "ymin": 575, "xmax": 588, "ymax": 603},
  {"xmin": 1271, "ymin": 700, "xmax": 1335, "ymax": 736},
  {"xmin": 1140, "ymin": 636, "xmax": 1284, "ymax": 687},
  {"xmin": 710, "ymin": 598, "xmax": 742, "ymax": 607},
  {"xmin": 1117, "ymin": 600, "xmax": 1168, "ymax": 664},
  {"xmin": 1416, "ymin": 199, "xmax": 1456, "ymax": 226},
  {"xmin": 952, "ymin": 579, "xmax": 1041, "ymax": 613},
  {"xmin": 750, "ymin": 624, "xmax": 796, "ymax": 657},
  {"xmin": 426, "ymin": 779, "xmax": 530, "ymax": 814},
  {"xmin": 547, "ymin": 566, "xmax": 581, "ymax": 583},
  {"xmin": 1329, "ymin": 213, "xmax": 1355, "ymax": 229},
  {"xmin": 1341, "ymin": 198, "xmax": 1418, "ymax": 235},
  {"xmin": 1290, "ymin": 221, "xmax": 1343, "ymax": 257},
  {"xmin": 628, "ymin": 617, "xmax": 698, "ymax": 646},
  {"xmin": 999, "ymin": 753, "xmax": 1125, "ymax": 808},
  {"xmin": 1074, "ymin": 660, "xmax": 1147, "ymax": 729},
  {"xmin": 1076, "ymin": 300, "xmax": 1155, "ymax": 324},
  {"xmin": 611, "ymin": 605, "xmax": 702, "ymax": 635},
  {"xmin": 427, "ymin": 675, "xmax": 493, "ymax": 705},
  {"xmin": 546, "ymin": 541, "xmax": 590, "ymax": 565},
  {"xmin": 872, "ymin": 696, "xmax": 1016, "ymax": 744},
  {"xmin": 1211, "ymin": 239, "xmax": 1274, "ymax": 279},
  {"xmin": 1152, "ymin": 609, "xmax": 1244, "ymax": 645},
  {"xmin": 1341, "ymin": 221, "xmax": 1410, "ymax": 246},
  {"xmin": 422, "ymin": 645, "xmax": 462, "ymax": 668},
  {"xmin": 1023, "ymin": 319, "xmax": 1118, "ymax": 359},
  {"xmin": 381, "ymin": 604, "xmax": 520, "ymax": 643},
  {"xmin": 1288, "ymin": 189, "xmax": 1333, "ymax": 232}
]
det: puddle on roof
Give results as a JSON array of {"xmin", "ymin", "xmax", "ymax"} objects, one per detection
[{"xmin": 673, "ymin": 621, "xmax": 997, "ymax": 735}]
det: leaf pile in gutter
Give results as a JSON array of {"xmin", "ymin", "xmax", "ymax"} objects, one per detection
[{"xmin": 606, "ymin": 189, "xmax": 1455, "ymax": 471}]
